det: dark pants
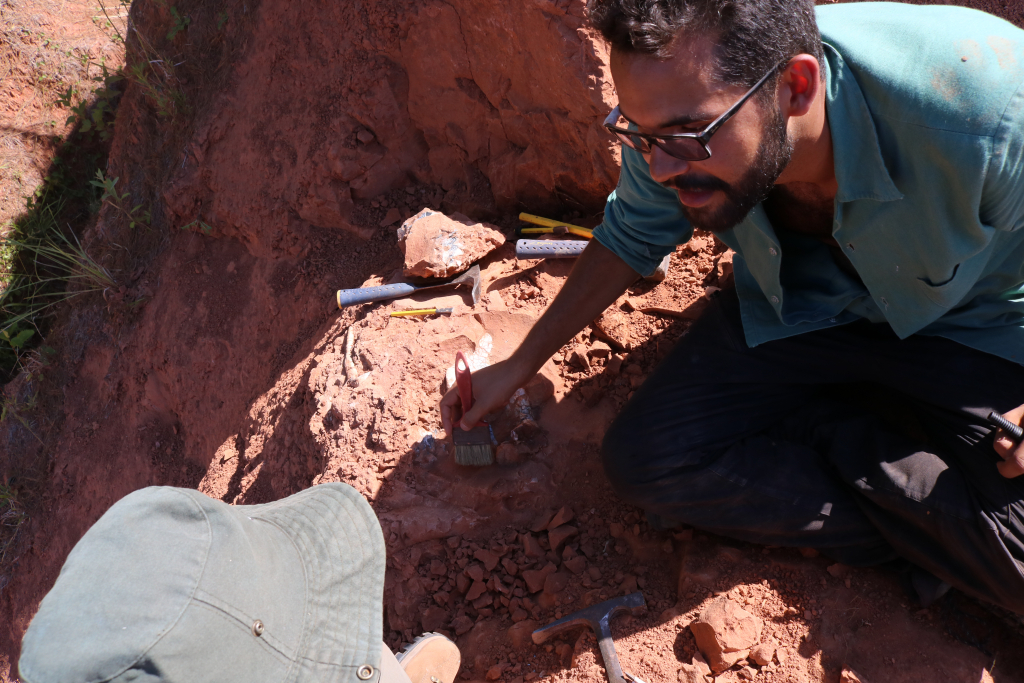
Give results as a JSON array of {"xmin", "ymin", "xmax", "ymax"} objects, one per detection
[{"xmin": 602, "ymin": 288, "xmax": 1024, "ymax": 612}]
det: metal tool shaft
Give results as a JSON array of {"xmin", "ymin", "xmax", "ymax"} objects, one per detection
[{"xmin": 532, "ymin": 592, "xmax": 645, "ymax": 683}]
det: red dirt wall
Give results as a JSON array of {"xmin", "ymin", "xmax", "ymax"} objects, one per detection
[{"xmin": 162, "ymin": 0, "xmax": 619, "ymax": 249}]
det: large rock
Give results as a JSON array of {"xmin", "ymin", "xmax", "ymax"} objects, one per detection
[
  {"xmin": 689, "ymin": 598, "xmax": 763, "ymax": 673},
  {"xmin": 398, "ymin": 209, "xmax": 505, "ymax": 278}
]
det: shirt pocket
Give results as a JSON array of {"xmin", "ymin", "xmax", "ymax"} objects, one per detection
[{"xmin": 917, "ymin": 262, "xmax": 971, "ymax": 308}]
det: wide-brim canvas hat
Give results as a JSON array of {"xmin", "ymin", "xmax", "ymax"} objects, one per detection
[{"xmin": 20, "ymin": 483, "xmax": 386, "ymax": 683}]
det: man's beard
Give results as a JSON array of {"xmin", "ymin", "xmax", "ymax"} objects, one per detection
[{"xmin": 667, "ymin": 105, "xmax": 792, "ymax": 234}]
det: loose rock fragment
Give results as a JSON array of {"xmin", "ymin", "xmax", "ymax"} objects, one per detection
[
  {"xmin": 380, "ymin": 207, "xmax": 403, "ymax": 227},
  {"xmin": 563, "ymin": 556, "xmax": 586, "ymax": 575},
  {"xmin": 593, "ymin": 309, "xmax": 631, "ymax": 350},
  {"xmin": 749, "ymin": 641, "xmax": 776, "ymax": 666},
  {"xmin": 690, "ymin": 598, "xmax": 763, "ymax": 673},
  {"xmin": 466, "ymin": 580, "xmax": 487, "ymax": 601},
  {"xmin": 450, "ymin": 614, "xmax": 474, "ymax": 636},
  {"xmin": 677, "ymin": 663, "xmax": 706, "ymax": 683},
  {"xmin": 840, "ymin": 668, "xmax": 869, "ymax": 683},
  {"xmin": 422, "ymin": 605, "xmax": 449, "ymax": 632},
  {"xmin": 522, "ymin": 533, "xmax": 545, "ymax": 558},
  {"xmin": 570, "ymin": 347, "xmax": 591, "ymax": 371},
  {"xmin": 474, "ymin": 548, "xmax": 500, "ymax": 571},
  {"xmin": 827, "ymin": 563, "xmax": 851, "ymax": 578},
  {"xmin": 588, "ymin": 341, "xmax": 612, "ymax": 359},
  {"xmin": 397, "ymin": 209, "xmax": 505, "ymax": 278},
  {"xmin": 546, "ymin": 506, "xmax": 574, "ymax": 529},
  {"xmin": 522, "ymin": 562, "xmax": 558, "ymax": 593},
  {"xmin": 496, "ymin": 441, "xmax": 522, "ymax": 465},
  {"xmin": 547, "ymin": 525, "xmax": 578, "ymax": 552},
  {"xmin": 542, "ymin": 572, "xmax": 569, "ymax": 595}
]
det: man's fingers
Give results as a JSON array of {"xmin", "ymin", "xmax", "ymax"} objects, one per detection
[
  {"xmin": 993, "ymin": 435, "xmax": 1017, "ymax": 458},
  {"xmin": 439, "ymin": 387, "xmax": 461, "ymax": 436},
  {"xmin": 459, "ymin": 403, "xmax": 484, "ymax": 430},
  {"xmin": 997, "ymin": 458, "xmax": 1024, "ymax": 479}
]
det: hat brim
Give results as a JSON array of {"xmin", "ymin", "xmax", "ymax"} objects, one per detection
[{"xmin": 244, "ymin": 483, "xmax": 386, "ymax": 683}]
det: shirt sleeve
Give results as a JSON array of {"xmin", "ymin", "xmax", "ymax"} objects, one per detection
[
  {"xmin": 592, "ymin": 145, "xmax": 694, "ymax": 277},
  {"xmin": 984, "ymin": 80, "xmax": 1024, "ymax": 232}
]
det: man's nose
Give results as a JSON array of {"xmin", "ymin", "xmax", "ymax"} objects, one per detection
[{"xmin": 646, "ymin": 145, "xmax": 690, "ymax": 185}]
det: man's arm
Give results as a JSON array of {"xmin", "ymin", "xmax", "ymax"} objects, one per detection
[
  {"xmin": 994, "ymin": 405, "xmax": 1024, "ymax": 478},
  {"xmin": 439, "ymin": 239, "xmax": 639, "ymax": 434}
]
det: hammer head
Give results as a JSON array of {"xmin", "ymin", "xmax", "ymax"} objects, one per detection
[
  {"xmin": 450, "ymin": 265, "xmax": 482, "ymax": 306},
  {"xmin": 532, "ymin": 592, "xmax": 646, "ymax": 645}
]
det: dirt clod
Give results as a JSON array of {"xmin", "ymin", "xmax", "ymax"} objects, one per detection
[{"xmin": 690, "ymin": 597, "xmax": 763, "ymax": 673}]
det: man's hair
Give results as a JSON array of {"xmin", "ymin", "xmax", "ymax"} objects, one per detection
[{"xmin": 589, "ymin": 0, "xmax": 825, "ymax": 94}]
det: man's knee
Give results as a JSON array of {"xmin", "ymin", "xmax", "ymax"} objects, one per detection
[
  {"xmin": 600, "ymin": 411, "xmax": 643, "ymax": 498},
  {"xmin": 600, "ymin": 402, "xmax": 703, "ymax": 505}
]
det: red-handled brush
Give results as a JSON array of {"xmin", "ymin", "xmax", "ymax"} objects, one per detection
[{"xmin": 452, "ymin": 351, "xmax": 496, "ymax": 466}]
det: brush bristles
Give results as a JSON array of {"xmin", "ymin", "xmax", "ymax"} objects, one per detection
[
  {"xmin": 453, "ymin": 425, "xmax": 495, "ymax": 466},
  {"xmin": 454, "ymin": 443, "xmax": 495, "ymax": 466}
]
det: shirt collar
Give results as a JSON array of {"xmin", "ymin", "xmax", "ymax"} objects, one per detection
[{"xmin": 823, "ymin": 42, "xmax": 904, "ymax": 203}]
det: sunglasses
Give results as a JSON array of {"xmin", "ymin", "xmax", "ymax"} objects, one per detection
[{"xmin": 603, "ymin": 60, "xmax": 788, "ymax": 162}]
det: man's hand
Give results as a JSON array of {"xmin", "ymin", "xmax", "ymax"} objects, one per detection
[
  {"xmin": 440, "ymin": 358, "xmax": 533, "ymax": 436},
  {"xmin": 437, "ymin": 239, "xmax": 641, "ymax": 439},
  {"xmin": 993, "ymin": 404, "xmax": 1024, "ymax": 478}
]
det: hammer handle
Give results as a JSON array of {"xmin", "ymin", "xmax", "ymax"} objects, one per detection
[
  {"xmin": 516, "ymin": 239, "xmax": 586, "ymax": 259},
  {"xmin": 337, "ymin": 283, "xmax": 418, "ymax": 308},
  {"xmin": 597, "ymin": 635, "xmax": 628, "ymax": 683}
]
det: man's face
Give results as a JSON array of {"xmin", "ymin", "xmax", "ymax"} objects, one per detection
[{"xmin": 610, "ymin": 37, "xmax": 792, "ymax": 233}]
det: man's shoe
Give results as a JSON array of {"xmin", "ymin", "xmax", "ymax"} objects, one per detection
[{"xmin": 396, "ymin": 632, "xmax": 461, "ymax": 683}]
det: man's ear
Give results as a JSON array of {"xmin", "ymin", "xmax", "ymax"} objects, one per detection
[{"xmin": 778, "ymin": 54, "xmax": 821, "ymax": 118}]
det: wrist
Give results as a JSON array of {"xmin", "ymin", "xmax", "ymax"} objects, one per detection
[{"xmin": 506, "ymin": 348, "xmax": 547, "ymax": 384}]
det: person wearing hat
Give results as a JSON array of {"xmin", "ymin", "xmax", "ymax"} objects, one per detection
[{"xmin": 18, "ymin": 483, "xmax": 462, "ymax": 683}]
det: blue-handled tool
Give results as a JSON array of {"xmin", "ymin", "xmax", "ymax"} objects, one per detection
[
  {"xmin": 337, "ymin": 264, "xmax": 482, "ymax": 308},
  {"xmin": 515, "ymin": 239, "xmax": 587, "ymax": 259}
]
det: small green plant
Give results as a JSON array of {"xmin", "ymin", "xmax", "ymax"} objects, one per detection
[
  {"xmin": 167, "ymin": 6, "xmax": 191, "ymax": 40},
  {"xmin": 0, "ymin": 483, "xmax": 28, "ymax": 566},
  {"xmin": 217, "ymin": 10, "xmax": 229, "ymax": 29},
  {"xmin": 181, "ymin": 219, "xmax": 213, "ymax": 235},
  {"xmin": 0, "ymin": 328, "xmax": 34, "ymax": 352},
  {"xmin": 53, "ymin": 61, "xmax": 123, "ymax": 140},
  {"xmin": 90, "ymin": 170, "xmax": 151, "ymax": 229}
]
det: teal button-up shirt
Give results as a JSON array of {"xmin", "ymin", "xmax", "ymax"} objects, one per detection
[{"xmin": 593, "ymin": 2, "xmax": 1024, "ymax": 365}]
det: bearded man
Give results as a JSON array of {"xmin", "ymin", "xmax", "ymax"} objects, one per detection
[{"xmin": 441, "ymin": 0, "xmax": 1024, "ymax": 612}]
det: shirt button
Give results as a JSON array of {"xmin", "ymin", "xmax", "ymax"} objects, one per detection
[
  {"xmin": 846, "ymin": 243, "xmax": 855, "ymax": 251},
  {"xmin": 769, "ymin": 247, "xmax": 777, "ymax": 256},
  {"xmin": 829, "ymin": 318, "xmax": 837, "ymax": 323},
  {"xmin": 771, "ymin": 296, "xmax": 780, "ymax": 304},
  {"xmin": 880, "ymin": 297, "xmax": 889, "ymax": 308}
]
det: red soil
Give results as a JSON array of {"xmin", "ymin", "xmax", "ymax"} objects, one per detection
[{"xmin": 2, "ymin": 0, "xmax": 1024, "ymax": 681}]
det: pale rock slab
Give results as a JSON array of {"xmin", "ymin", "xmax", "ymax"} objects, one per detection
[{"xmin": 398, "ymin": 208, "xmax": 505, "ymax": 278}]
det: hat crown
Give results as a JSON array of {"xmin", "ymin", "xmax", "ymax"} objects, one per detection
[{"xmin": 20, "ymin": 487, "xmax": 211, "ymax": 682}]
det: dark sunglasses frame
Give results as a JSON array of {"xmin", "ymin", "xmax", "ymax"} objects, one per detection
[{"xmin": 603, "ymin": 59, "xmax": 789, "ymax": 162}]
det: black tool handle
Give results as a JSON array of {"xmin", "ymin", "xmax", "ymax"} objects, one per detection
[
  {"xmin": 988, "ymin": 411, "xmax": 1024, "ymax": 443},
  {"xmin": 336, "ymin": 283, "xmax": 417, "ymax": 308}
]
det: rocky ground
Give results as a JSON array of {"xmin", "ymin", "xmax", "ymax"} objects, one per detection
[{"xmin": 3, "ymin": 0, "xmax": 1024, "ymax": 681}]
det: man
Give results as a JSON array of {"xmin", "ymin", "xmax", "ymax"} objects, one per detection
[
  {"xmin": 441, "ymin": 0, "xmax": 1024, "ymax": 612},
  {"xmin": 18, "ymin": 484, "xmax": 461, "ymax": 683}
]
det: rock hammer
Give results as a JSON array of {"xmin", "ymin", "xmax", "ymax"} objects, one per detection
[
  {"xmin": 532, "ymin": 592, "xmax": 647, "ymax": 683},
  {"xmin": 336, "ymin": 264, "xmax": 482, "ymax": 308}
]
